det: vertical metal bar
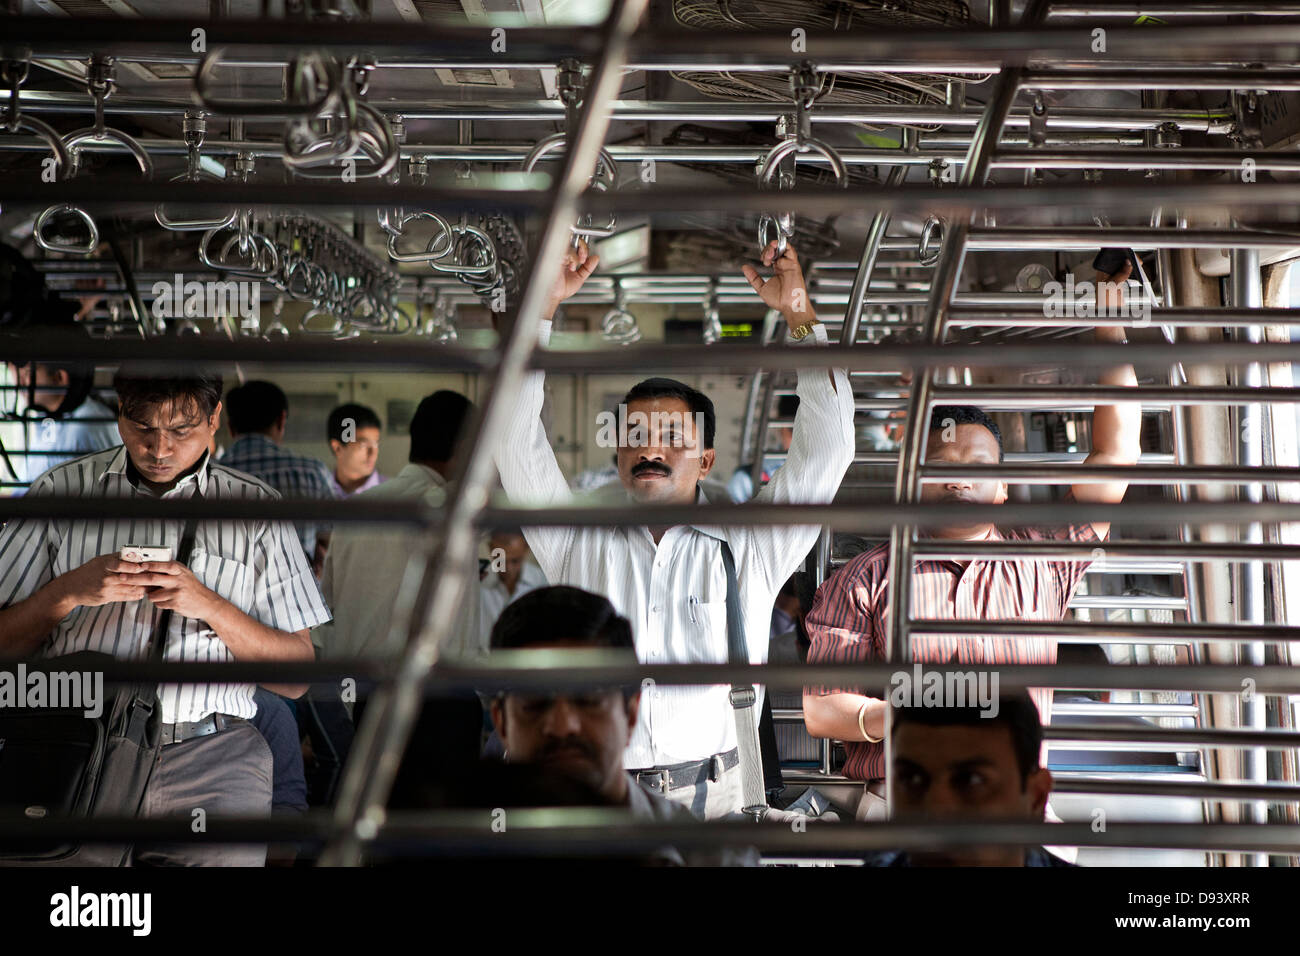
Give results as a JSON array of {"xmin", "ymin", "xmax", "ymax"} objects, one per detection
[
  {"xmin": 749, "ymin": 327, "xmax": 785, "ymax": 488},
  {"xmin": 1232, "ymin": 247, "xmax": 1268, "ymax": 862},
  {"xmin": 319, "ymin": 0, "xmax": 650, "ymax": 866},
  {"xmin": 1164, "ymin": 249, "xmax": 1217, "ymax": 857},
  {"xmin": 884, "ymin": 0, "xmax": 1043, "ymax": 818},
  {"xmin": 737, "ymin": 366, "xmax": 764, "ymax": 468},
  {"xmin": 840, "ymin": 162, "xmax": 908, "ymax": 348}
]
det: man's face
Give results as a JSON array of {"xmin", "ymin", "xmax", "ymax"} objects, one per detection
[
  {"xmin": 919, "ymin": 423, "xmax": 1007, "ymax": 538},
  {"xmin": 118, "ymin": 398, "xmax": 221, "ymax": 489},
  {"xmin": 330, "ymin": 425, "xmax": 381, "ymax": 482},
  {"xmin": 491, "ymin": 644, "xmax": 638, "ymax": 798},
  {"xmin": 489, "ymin": 533, "xmax": 529, "ymax": 590},
  {"xmin": 13, "ymin": 363, "xmax": 69, "ymax": 414},
  {"xmin": 892, "ymin": 721, "xmax": 1051, "ymax": 866},
  {"xmin": 616, "ymin": 396, "xmax": 715, "ymax": 505}
]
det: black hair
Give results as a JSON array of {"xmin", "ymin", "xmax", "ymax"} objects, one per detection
[
  {"xmin": 113, "ymin": 365, "xmax": 223, "ymax": 425},
  {"xmin": 892, "ymin": 689, "xmax": 1043, "ymax": 786},
  {"xmin": 224, "ymin": 380, "xmax": 288, "ymax": 435},
  {"xmin": 408, "ymin": 389, "xmax": 474, "ymax": 464},
  {"xmin": 776, "ymin": 394, "xmax": 800, "ymax": 420},
  {"xmin": 620, "ymin": 377, "xmax": 716, "ymax": 450},
  {"xmin": 928, "ymin": 404, "xmax": 1004, "ymax": 461},
  {"xmin": 327, "ymin": 402, "xmax": 382, "ymax": 443},
  {"xmin": 491, "ymin": 585, "xmax": 634, "ymax": 653},
  {"xmin": 491, "ymin": 585, "xmax": 638, "ymax": 701}
]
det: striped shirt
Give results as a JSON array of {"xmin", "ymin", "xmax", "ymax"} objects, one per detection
[
  {"xmin": 0, "ymin": 445, "xmax": 332, "ymax": 724},
  {"xmin": 805, "ymin": 511, "xmax": 1102, "ymax": 781},
  {"xmin": 219, "ymin": 434, "xmax": 339, "ymax": 558},
  {"xmin": 494, "ymin": 319, "xmax": 856, "ymax": 769}
]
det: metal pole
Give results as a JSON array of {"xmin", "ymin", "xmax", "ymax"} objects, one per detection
[
  {"xmin": 319, "ymin": 0, "xmax": 650, "ymax": 866},
  {"xmin": 1232, "ymin": 246, "xmax": 1269, "ymax": 859}
]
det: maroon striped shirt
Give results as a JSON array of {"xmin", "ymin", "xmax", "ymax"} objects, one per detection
[{"xmin": 806, "ymin": 515, "xmax": 1103, "ymax": 781}]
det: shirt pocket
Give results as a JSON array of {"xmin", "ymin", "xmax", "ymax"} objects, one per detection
[
  {"xmin": 190, "ymin": 550, "xmax": 254, "ymax": 616},
  {"xmin": 684, "ymin": 598, "xmax": 731, "ymax": 663}
]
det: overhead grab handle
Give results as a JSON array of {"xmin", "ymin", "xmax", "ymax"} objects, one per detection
[
  {"xmin": 34, "ymin": 204, "xmax": 99, "ymax": 256},
  {"xmin": 155, "ymin": 111, "xmax": 238, "ymax": 232},
  {"xmin": 756, "ymin": 62, "xmax": 847, "ymax": 257},
  {"xmin": 2, "ymin": 54, "xmax": 70, "ymax": 178}
]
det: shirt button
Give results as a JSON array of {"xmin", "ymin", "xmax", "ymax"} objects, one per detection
[{"xmin": 651, "ymin": 605, "xmax": 661, "ymax": 613}]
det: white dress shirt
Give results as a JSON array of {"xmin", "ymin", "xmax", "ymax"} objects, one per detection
[
  {"xmin": 0, "ymin": 446, "xmax": 331, "ymax": 723},
  {"xmin": 493, "ymin": 320, "xmax": 855, "ymax": 768},
  {"xmin": 479, "ymin": 559, "xmax": 548, "ymax": 649},
  {"xmin": 318, "ymin": 462, "xmax": 481, "ymax": 661}
]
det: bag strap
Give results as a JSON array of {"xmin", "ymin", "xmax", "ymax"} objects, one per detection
[
  {"xmin": 143, "ymin": 485, "xmax": 202, "ymax": 662},
  {"xmin": 126, "ymin": 485, "xmax": 203, "ymax": 741},
  {"xmin": 720, "ymin": 540, "xmax": 769, "ymax": 819}
]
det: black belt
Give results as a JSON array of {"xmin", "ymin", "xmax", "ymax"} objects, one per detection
[
  {"xmin": 629, "ymin": 748, "xmax": 739, "ymax": 793},
  {"xmin": 159, "ymin": 713, "xmax": 246, "ymax": 746}
]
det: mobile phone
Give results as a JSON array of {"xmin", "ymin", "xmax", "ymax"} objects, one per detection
[{"xmin": 120, "ymin": 545, "xmax": 173, "ymax": 564}]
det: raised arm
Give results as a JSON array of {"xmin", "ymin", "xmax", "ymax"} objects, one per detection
[
  {"xmin": 1077, "ymin": 261, "xmax": 1142, "ymax": 538},
  {"xmin": 732, "ymin": 241, "xmax": 856, "ymax": 594},
  {"xmin": 491, "ymin": 243, "xmax": 600, "ymax": 580}
]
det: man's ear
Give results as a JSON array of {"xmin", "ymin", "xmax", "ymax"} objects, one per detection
[
  {"xmin": 276, "ymin": 409, "xmax": 288, "ymax": 431},
  {"xmin": 209, "ymin": 400, "xmax": 223, "ymax": 433},
  {"xmin": 1026, "ymin": 767, "xmax": 1053, "ymax": 818},
  {"xmin": 624, "ymin": 692, "xmax": 641, "ymax": 737},
  {"xmin": 696, "ymin": 447, "xmax": 716, "ymax": 479},
  {"xmin": 490, "ymin": 698, "xmax": 507, "ymax": 748},
  {"xmin": 329, "ymin": 438, "xmax": 342, "ymax": 456},
  {"xmin": 995, "ymin": 481, "xmax": 1008, "ymax": 505},
  {"xmin": 54, "ymin": 368, "xmax": 71, "ymax": 387}
]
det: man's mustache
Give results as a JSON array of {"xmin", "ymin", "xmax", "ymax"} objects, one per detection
[
  {"xmin": 538, "ymin": 736, "xmax": 598, "ymax": 762},
  {"xmin": 632, "ymin": 461, "xmax": 672, "ymax": 478}
]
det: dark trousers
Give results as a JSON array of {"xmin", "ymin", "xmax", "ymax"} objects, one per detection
[{"xmin": 131, "ymin": 722, "xmax": 272, "ymax": 867}]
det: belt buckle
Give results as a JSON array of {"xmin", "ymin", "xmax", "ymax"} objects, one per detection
[{"xmin": 709, "ymin": 754, "xmax": 724, "ymax": 782}]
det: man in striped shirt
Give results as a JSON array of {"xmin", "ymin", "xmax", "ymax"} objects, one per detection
[
  {"xmin": 495, "ymin": 239, "xmax": 856, "ymax": 818},
  {"xmin": 804, "ymin": 314, "xmax": 1139, "ymax": 818},
  {"xmin": 0, "ymin": 367, "xmax": 330, "ymax": 865}
]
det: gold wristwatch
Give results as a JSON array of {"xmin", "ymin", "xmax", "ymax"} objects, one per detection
[{"xmin": 788, "ymin": 318, "xmax": 820, "ymax": 341}]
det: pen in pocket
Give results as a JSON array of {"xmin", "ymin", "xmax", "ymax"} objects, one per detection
[{"xmin": 688, "ymin": 594, "xmax": 699, "ymax": 624}]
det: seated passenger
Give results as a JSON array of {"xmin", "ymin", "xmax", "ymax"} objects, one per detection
[
  {"xmin": 803, "ymin": 294, "xmax": 1139, "ymax": 821},
  {"xmin": 866, "ymin": 691, "xmax": 1073, "ymax": 867},
  {"xmin": 219, "ymin": 380, "xmax": 339, "ymax": 573},
  {"xmin": 494, "ymin": 238, "xmax": 856, "ymax": 819},
  {"xmin": 488, "ymin": 584, "xmax": 755, "ymax": 866},
  {"xmin": 326, "ymin": 402, "xmax": 384, "ymax": 496}
]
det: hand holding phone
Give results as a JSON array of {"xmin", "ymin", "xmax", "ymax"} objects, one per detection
[{"xmin": 119, "ymin": 545, "xmax": 174, "ymax": 564}]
